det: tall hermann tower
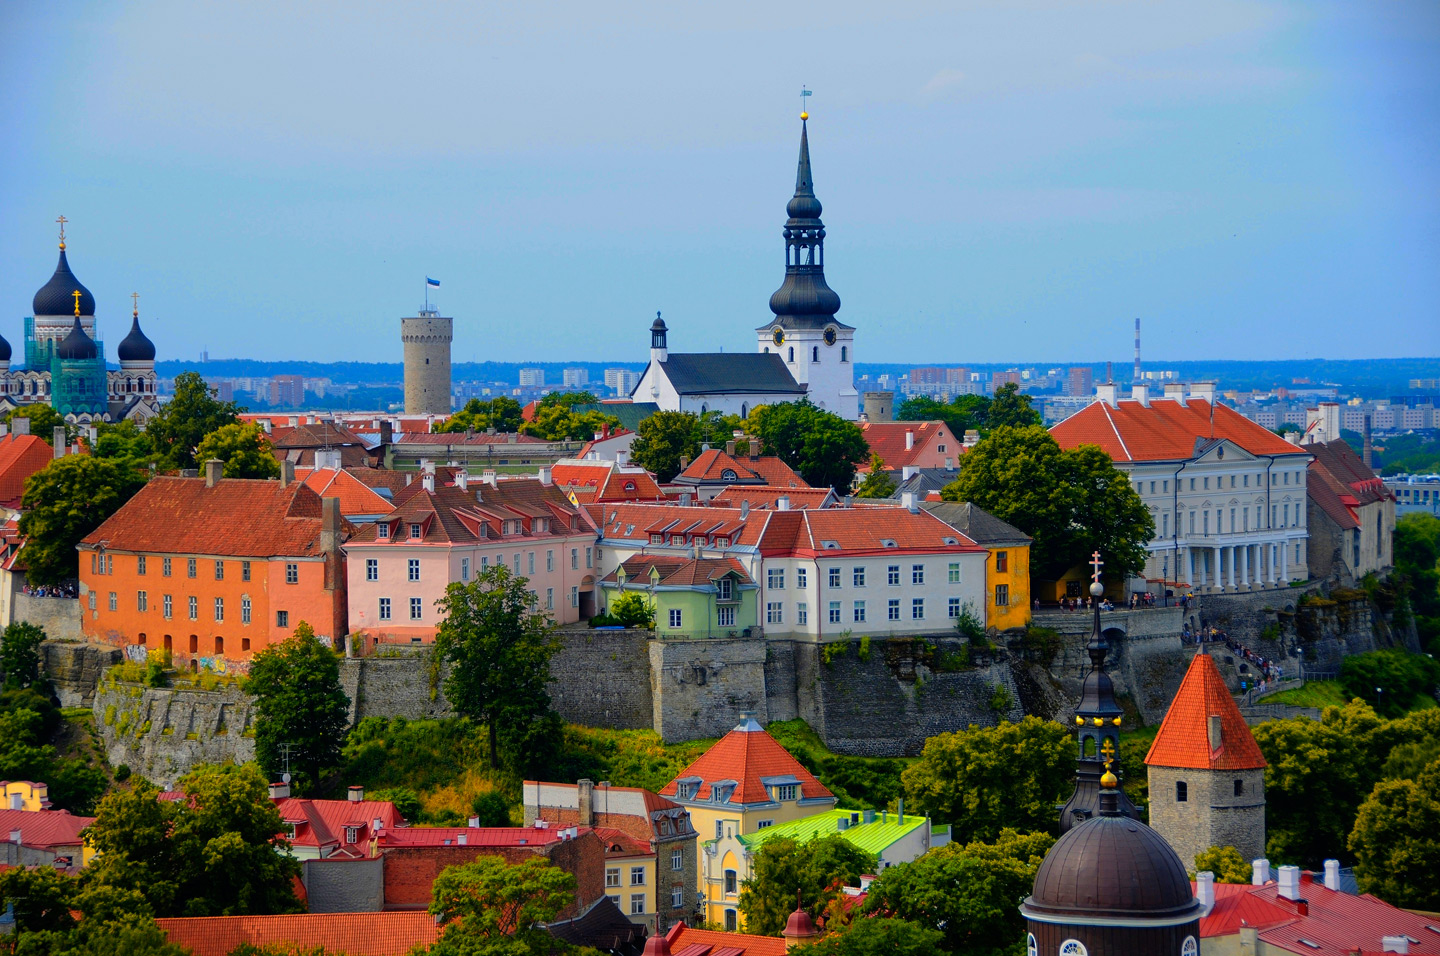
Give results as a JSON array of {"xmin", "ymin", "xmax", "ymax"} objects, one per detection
[
  {"xmin": 757, "ymin": 112, "xmax": 857, "ymax": 417},
  {"xmin": 402, "ymin": 308, "xmax": 453, "ymax": 415}
]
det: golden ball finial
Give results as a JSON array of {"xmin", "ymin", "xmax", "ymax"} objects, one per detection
[
  {"xmin": 800, "ymin": 111, "xmax": 809, "ymax": 121},
  {"xmin": 1101, "ymin": 767, "xmax": 1118, "ymax": 788}
]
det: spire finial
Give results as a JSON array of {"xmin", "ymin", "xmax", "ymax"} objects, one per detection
[
  {"xmin": 72, "ymin": 289, "xmax": 82, "ymax": 317},
  {"xmin": 56, "ymin": 214, "xmax": 68, "ymax": 250},
  {"xmin": 800, "ymin": 85, "xmax": 811, "ymax": 121},
  {"xmin": 131, "ymin": 292, "xmax": 139, "ymax": 319}
]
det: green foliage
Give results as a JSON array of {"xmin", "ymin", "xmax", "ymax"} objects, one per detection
[
  {"xmin": 0, "ymin": 865, "xmax": 191, "ymax": 956},
  {"xmin": 248, "ymin": 621, "xmax": 351, "ymax": 794},
  {"xmin": 852, "ymin": 456, "xmax": 897, "ymax": 499},
  {"xmin": 895, "ymin": 393, "xmax": 993, "ymax": 439},
  {"xmin": 520, "ymin": 404, "xmax": 621, "ymax": 442},
  {"xmin": 195, "ymin": 422, "xmax": 282, "ymax": 479},
  {"xmin": 6, "ymin": 404, "xmax": 69, "ymax": 445},
  {"xmin": 605, "ymin": 592, "xmax": 655, "ymax": 629},
  {"xmin": 18, "ymin": 454, "xmax": 148, "ymax": 585},
  {"xmin": 857, "ymin": 635, "xmax": 871, "ymax": 662},
  {"xmin": 1019, "ymin": 626, "xmax": 1061, "ymax": 663},
  {"xmin": 428, "ymin": 856, "xmax": 577, "ymax": 954},
  {"xmin": 145, "ymin": 370, "xmax": 245, "ymax": 470},
  {"xmin": 1375, "ymin": 432, "xmax": 1440, "ymax": 476},
  {"xmin": 1394, "ymin": 513, "xmax": 1440, "ymax": 653},
  {"xmin": 435, "ymin": 396, "xmax": 524, "ymax": 435},
  {"xmin": 1348, "ymin": 759, "xmax": 1440, "ymax": 909},
  {"xmin": 790, "ymin": 917, "xmax": 946, "ymax": 956},
  {"xmin": 628, "ymin": 410, "xmax": 703, "ymax": 483},
  {"xmin": 1339, "ymin": 649, "xmax": 1440, "ymax": 717},
  {"xmin": 987, "ymin": 382, "xmax": 1042, "ymax": 429},
  {"xmin": 988, "ymin": 684, "xmax": 1013, "ymax": 713},
  {"xmin": 1, "ymin": 621, "xmax": 47, "ymax": 688},
  {"xmin": 368, "ymin": 786, "xmax": 422, "ymax": 821},
  {"xmin": 0, "ymin": 691, "xmax": 107, "ymax": 814},
  {"xmin": 902, "ymin": 716, "xmax": 1071, "ymax": 838},
  {"xmin": 746, "ymin": 398, "xmax": 869, "ymax": 492},
  {"xmin": 953, "ymin": 602, "xmax": 985, "ymax": 642},
  {"xmin": 93, "ymin": 419, "xmax": 159, "ymax": 471},
  {"xmin": 470, "ymin": 789, "xmax": 514, "ymax": 827},
  {"xmin": 434, "ymin": 565, "xmax": 562, "ymax": 771},
  {"xmin": 1192, "ymin": 846, "xmax": 1254, "ymax": 883},
  {"xmin": 0, "ymin": 862, "xmax": 78, "ymax": 935},
  {"xmin": 739, "ymin": 834, "xmax": 875, "ymax": 936},
  {"xmin": 861, "ymin": 828, "xmax": 1052, "ymax": 956},
  {"xmin": 765, "ymin": 719, "xmax": 906, "ymax": 811},
  {"xmin": 83, "ymin": 764, "xmax": 303, "ymax": 917},
  {"xmin": 821, "ymin": 641, "xmax": 847, "ymax": 667},
  {"xmin": 942, "ymin": 425, "xmax": 1153, "ymax": 581}
]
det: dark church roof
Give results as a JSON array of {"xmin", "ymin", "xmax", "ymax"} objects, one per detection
[
  {"xmin": 658, "ymin": 353, "xmax": 805, "ymax": 397},
  {"xmin": 117, "ymin": 314, "xmax": 157, "ymax": 362},
  {"xmin": 57, "ymin": 317, "xmax": 98, "ymax": 361},
  {"xmin": 34, "ymin": 248, "xmax": 95, "ymax": 317},
  {"xmin": 0, "ymin": 333, "xmax": 10, "ymax": 362},
  {"xmin": 920, "ymin": 501, "xmax": 1031, "ymax": 546}
]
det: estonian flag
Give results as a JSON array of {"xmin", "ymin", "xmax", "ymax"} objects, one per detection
[{"xmin": 426, "ymin": 277, "xmax": 440, "ymax": 288}]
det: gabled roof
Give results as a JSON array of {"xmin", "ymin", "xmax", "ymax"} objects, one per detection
[
  {"xmin": 797, "ymin": 507, "xmax": 982, "ymax": 555},
  {"xmin": 1051, "ymin": 398, "xmax": 1306, "ymax": 463},
  {"xmin": 551, "ymin": 460, "xmax": 666, "ymax": 502},
  {"xmin": 376, "ymin": 824, "xmax": 570, "ymax": 848},
  {"xmin": 545, "ymin": 896, "xmax": 648, "ymax": 953},
  {"xmin": 676, "ymin": 449, "xmax": 808, "ymax": 487},
  {"xmin": 78, "ymin": 477, "xmax": 336, "ymax": 558},
  {"xmin": 920, "ymin": 501, "xmax": 1031, "ymax": 547},
  {"xmin": 1306, "ymin": 439, "xmax": 1390, "ymax": 532},
  {"xmin": 663, "ymin": 921, "xmax": 788, "ymax": 956},
  {"xmin": 711, "ymin": 487, "xmax": 838, "ymax": 511},
  {"xmin": 273, "ymin": 796, "xmax": 404, "ymax": 851},
  {"xmin": 348, "ymin": 477, "xmax": 583, "ymax": 545},
  {"xmin": 0, "ymin": 808, "xmax": 94, "ymax": 849},
  {"xmin": 587, "ymin": 503, "xmax": 761, "ymax": 547},
  {"xmin": 604, "ymin": 554, "xmax": 752, "ymax": 588},
  {"xmin": 654, "ymin": 353, "xmax": 805, "ymax": 397},
  {"xmin": 294, "ymin": 467, "xmax": 394, "ymax": 517},
  {"xmin": 1145, "ymin": 650, "xmax": 1267, "ymax": 771},
  {"xmin": 889, "ymin": 467, "xmax": 960, "ymax": 500},
  {"xmin": 857, "ymin": 420, "xmax": 958, "ymax": 469},
  {"xmin": 659, "ymin": 717, "xmax": 833, "ymax": 806},
  {"xmin": 0, "ymin": 434, "xmax": 54, "ymax": 504},
  {"xmin": 270, "ymin": 421, "xmax": 367, "ymax": 449},
  {"xmin": 156, "ymin": 912, "xmax": 440, "ymax": 956}
]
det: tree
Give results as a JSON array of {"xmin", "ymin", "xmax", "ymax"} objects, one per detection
[
  {"xmin": 1192, "ymin": 846, "xmax": 1254, "ymax": 883},
  {"xmin": 1340, "ymin": 649, "xmax": 1440, "ymax": 717},
  {"xmin": 538, "ymin": 391, "xmax": 599, "ymax": 409},
  {"xmin": 789, "ymin": 917, "xmax": 945, "ymax": 956},
  {"xmin": 1348, "ymin": 759, "xmax": 1440, "ymax": 910},
  {"xmin": 629, "ymin": 410, "xmax": 702, "ymax": 483},
  {"xmin": 987, "ymin": 382, "xmax": 1041, "ymax": 429},
  {"xmin": 428, "ymin": 856, "xmax": 577, "ymax": 955},
  {"xmin": 861, "ymin": 830, "xmax": 1050, "ymax": 956},
  {"xmin": 83, "ymin": 764, "xmax": 302, "ymax": 917},
  {"xmin": 0, "ymin": 862, "xmax": 77, "ymax": 936},
  {"xmin": 18, "ymin": 455, "xmax": 148, "ymax": 585},
  {"xmin": 520, "ymin": 405, "xmax": 620, "ymax": 442},
  {"xmin": 434, "ymin": 397, "xmax": 523, "ymax": 435},
  {"xmin": 5, "ymin": 404, "xmax": 68, "ymax": 446},
  {"xmin": 1394, "ymin": 513, "xmax": 1440, "ymax": 653},
  {"xmin": 194, "ymin": 422, "xmax": 281, "ymax": 480},
  {"xmin": 747, "ymin": 399, "xmax": 869, "ymax": 492},
  {"xmin": 942, "ymin": 425, "xmax": 1152, "ymax": 581},
  {"xmin": 896, "ymin": 394, "xmax": 993, "ymax": 439},
  {"xmin": 738, "ymin": 834, "xmax": 875, "ymax": 936},
  {"xmin": 852, "ymin": 456, "xmax": 897, "ymax": 499},
  {"xmin": 901, "ymin": 716, "xmax": 1071, "ymax": 840},
  {"xmin": 247, "ymin": 621, "xmax": 351, "ymax": 795},
  {"xmin": 606, "ymin": 592, "xmax": 654, "ymax": 628},
  {"xmin": 93, "ymin": 419, "xmax": 158, "ymax": 469},
  {"xmin": 433, "ymin": 565, "xmax": 562, "ymax": 770},
  {"xmin": 145, "ymin": 370, "xmax": 244, "ymax": 470},
  {"xmin": 1, "ymin": 621, "xmax": 47, "ymax": 689}
]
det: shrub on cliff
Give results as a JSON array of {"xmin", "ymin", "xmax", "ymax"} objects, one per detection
[
  {"xmin": 248, "ymin": 621, "xmax": 350, "ymax": 795},
  {"xmin": 1339, "ymin": 649, "xmax": 1440, "ymax": 717}
]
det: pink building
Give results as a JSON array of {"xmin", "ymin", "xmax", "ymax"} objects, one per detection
[{"xmin": 344, "ymin": 472, "xmax": 599, "ymax": 648}]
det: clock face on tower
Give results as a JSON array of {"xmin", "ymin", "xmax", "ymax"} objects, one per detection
[
  {"xmin": 823, "ymin": 327, "xmax": 837, "ymax": 346},
  {"xmin": 772, "ymin": 328, "xmax": 785, "ymax": 347}
]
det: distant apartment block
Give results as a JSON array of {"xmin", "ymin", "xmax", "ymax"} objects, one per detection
[
  {"xmin": 562, "ymin": 368, "xmax": 590, "ymax": 389},
  {"xmin": 270, "ymin": 375, "xmax": 305, "ymax": 407},
  {"xmin": 519, "ymin": 368, "xmax": 546, "ymax": 388},
  {"xmin": 604, "ymin": 368, "xmax": 639, "ymax": 397},
  {"xmin": 1066, "ymin": 367, "xmax": 1093, "ymax": 397},
  {"xmin": 1409, "ymin": 378, "xmax": 1440, "ymax": 389}
]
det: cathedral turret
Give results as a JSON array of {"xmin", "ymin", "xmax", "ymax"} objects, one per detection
[{"xmin": 117, "ymin": 300, "xmax": 157, "ymax": 365}]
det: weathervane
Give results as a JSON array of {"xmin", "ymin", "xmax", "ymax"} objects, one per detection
[{"xmin": 800, "ymin": 86, "xmax": 811, "ymax": 120}]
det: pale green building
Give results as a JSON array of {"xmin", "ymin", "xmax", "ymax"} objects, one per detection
[{"xmin": 599, "ymin": 554, "xmax": 759, "ymax": 638}]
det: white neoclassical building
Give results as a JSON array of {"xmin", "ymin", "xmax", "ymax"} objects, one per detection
[{"xmin": 1052, "ymin": 383, "xmax": 1312, "ymax": 592}]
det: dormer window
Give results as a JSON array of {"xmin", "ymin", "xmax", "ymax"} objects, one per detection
[
  {"xmin": 716, "ymin": 537, "xmax": 729, "ymax": 548},
  {"xmin": 721, "ymin": 469, "xmax": 738, "ymax": 481},
  {"xmin": 651, "ymin": 534, "xmax": 664, "ymax": 544},
  {"xmin": 821, "ymin": 540, "xmax": 840, "ymax": 550},
  {"xmin": 774, "ymin": 784, "xmax": 797, "ymax": 801},
  {"xmin": 345, "ymin": 826, "xmax": 360, "ymax": 844},
  {"xmin": 881, "ymin": 539, "xmax": 897, "ymax": 549},
  {"xmin": 409, "ymin": 523, "xmax": 422, "ymax": 539},
  {"xmin": 671, "ymin": 535, "xmax": 685, "ymax": 546},
  {"xmin": 624, "ymin": 481, "xmax": 637, "ymax": 492}
]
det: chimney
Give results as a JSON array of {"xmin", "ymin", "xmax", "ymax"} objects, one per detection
[
  {"xmin": 315, "ymin": 448, "xmax": 342, "ymax": 471},
  {"xmin": 280, "ymin": 459, "xmax": 296, "ymax": 487},
  {"xmin": 348, "ymin": 785, "xmax": 364, "ymax": 803},
  {"xmin": 379, "ymin": 420, "xmax": 393, "ymax": 445},
  {"xmin": 1191, "ymin": 382, "xmax": 1216, "ymax": 405},
  {"xmin": 679, "ymin": 492, "xmax": 692, "ymax": 507},
  {"xmin": 468, "ymin": 816, "xmax": 480, "ymax": 828},
  {"xmin": 1323, "ymin": 859, "xmax": 1341, "ymax": 891},
  {"xmin": 777, "ymin": 496, "xmax": 791, "ymax": 511},
  {"xmin": 897, "ymin": 798, "xmax": 904, "ymax": 825},
  {"xmin": 615, "ymin": 449, "xmax": 629, "ymax": 467},
  {"xmin": 455, "ymin": 470, "xmax": 469, "ymax": 491},
  {"xmin": 1382, "ymin": 937, "xmax": 1411, "ymax": 953},
  {"xmin": 268, "ymin": 782, "xmax": 290, "ymax": 799},
  {"xmin": 538, "ymin": 466, "xmax": 552, "ymax": 486},
  {"xmin": 1164, "ymin": 383, "xmax": 1187, "ymax": 406},
  {"xmin": 578, "ymin": 778, "xmax": 594, "ymax": 827},
  {"xmin": 1095, "ymin": 383, "xmax": 1119, "ymax": 407},
  {"xmin": 9, "ymin": 828, "xmax": 20, "ymax": 844},
  {"xmin": 902, "ymin": 465, "xmax": 919, "ymax": 481},
  {"xmin": 457, "ymin": 833, "xmax": 467, "ymax": 845},
  {"xmin": 963, "ymin": 429, "xmax": 980, "ymax": 447},
  {"xmin": 87, "ymin": 425, "xmax": 98, "ymax": 445},
  {"xmin": 12, "ymin": 417, "xmax": 28, "ymax": 436},
  {"xmin": 1207, "ymin": 714, "xmax": 1222, "ymax": 752},
  {"xmin": 740, "ymin": 501, "xmax": 750, "ymax": 519},
  {"xmin": 902, "ymin": 492, "xmax": 918, "ymax": 513},
  {"xmin": 904, "ymin": 429, "xmax": 915, "ymax": 450},
  {"xmin": 725, "ymin": 440, "xmax": 736, "ymax": 456},
  {"xmin": 481, "ymin": 469, "xmax": 497, "ymax": 487},
  {"xmin": 422, "ymin": 473, "xmax": 435, "ymax": 492},
  {"xmin": 1363, "ymin": 415, "xmax": 1373, "ymax": 468},
  {"xmin": 321, "ymin": 497, "xmax": 342, "ymax": 553},
  {"xmin": 1195, "ymin": 871, "xmax": 1215, "ymax": 912},
  {"xmin": 54, "ymin": 426, "xmax": 67, "ymax": 457},
  {"xmin": 679, "ymin": 456, "xmax": 690, "ymax": 470},
  {"xmin": 204, "ymin": 458, "xmax": 223, "ymax": 488},
  {"xmin": 1252, "ymin": 859, "xmax": 1271, "ymax": 885},
  {"xmin": 1277, "ymin": 865, "xmax": 1302, "ymax": 900},
  {"xmin": 1132, "ymin": 384, "xmax": 1150, "ymax": 407},
  {"xmin": 288, "ymin": 415, "xmax": 299, "ymax": 427}
]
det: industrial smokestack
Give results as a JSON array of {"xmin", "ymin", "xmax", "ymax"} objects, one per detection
[
  {"xmin": 1363, "ymin": 414, "xmax": 1374, "ymax": 469},
  {"xmin": 1105, "ymin": 361, "xmax": 1113, "ymax": 384},
  {"xmin": 1133, "ymin": 317, "xmax": 1141, "ymax": 383}
]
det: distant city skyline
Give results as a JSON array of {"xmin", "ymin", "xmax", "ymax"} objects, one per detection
[{"xmin": 2, "ymin": 2, "xmax": 1438, "ymax": 364}]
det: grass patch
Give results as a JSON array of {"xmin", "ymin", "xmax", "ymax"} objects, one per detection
[
  {"xmin": 766, "ymin": 719, "xmax": 910, "ymax": 811},
  {"xmin": 1258, "ymin": 681, "xmax": 1349, "ymax": 708}
]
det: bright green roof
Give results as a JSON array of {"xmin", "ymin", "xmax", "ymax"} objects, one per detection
[{"xmin": 734, "ymin": 808, "xmax": 928, "ymax": 858}]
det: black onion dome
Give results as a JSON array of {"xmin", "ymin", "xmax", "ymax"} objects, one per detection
[
  {"xmin": 117, "ymin": 315, "xmax": 156, "ymax": 361},
  {"xmin": 33, "ymin": 249, "xmax": 95, "ymax": 316},
  {"xmin": 1025, "ymin": 812, "xmax": 1201, "ymax": 923},
  {"xmin": 57, "ymin": 317, "xmax": 98, "ymax": 360},
  {"xmin": 766, "ymin": 117, "xmax": 845, "ymax": 329},
  {"xmin": 0, "ymin": 332, "xmax": 11, "ymax": 362}
]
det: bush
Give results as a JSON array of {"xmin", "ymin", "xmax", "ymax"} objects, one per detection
[
  {"xmin": 953, "ymin": 602, "xmax": 985, "ymax": 641},
  {"xmin": 470, "ymin": 789, "xmax": 512, "ymax": 827},
  {"xmin": 114, "ymin": 764, "xmax": 131, "ymax": 782},
  {"xmin": 607, "ymin": 592, "xmax": 655, "ymax": 629},
  {"xmin": 1340, "ymin": 650, "xmax": 1440, "ymax": 717},
  {"xmin": 369, "ymin": 787, "xmax": 421, "ymax": 821}
]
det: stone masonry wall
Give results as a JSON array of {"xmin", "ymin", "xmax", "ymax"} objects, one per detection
[
  {"xmin": 303, "ymin": 857, "xmax": 384, "ymax": 913},
  {"xmin": 92, "ymin": 679, "xmax": 255, "ymax": 786},
  {"xmin": 650, "ymin": 638, "xmax": 769, "ymax": 742},
  {"xmin": 37, "ymin": 641, "xmax": 122, "ymax": 706},
  {"xmin": 14, "ymin": 595, "xmax": 83, "ymax": 641},
  {"xmin": 1147, "ymin": 766, "xmax": 1266, "ymax": 871}
]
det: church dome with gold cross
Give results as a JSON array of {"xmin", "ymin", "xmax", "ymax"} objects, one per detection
[{"xmin": 33, "ymin": 247, "xmax": 95, "ymax": 317}]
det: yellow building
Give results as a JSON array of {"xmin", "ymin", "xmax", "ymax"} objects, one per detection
[
  {"xmin": 921, "ymin": 501, "xmax": 1032, "ymax": 630},
  {"xmin": 3, "ymin": 779, "xmax": 53, "ymax": 811},
  {"xmin": 0, "ymin": 780, "xmax": 97, "ymax": 867},
  {"xmin": 659, "ymin": 716, "xmax": 838, "ymax": 930}
]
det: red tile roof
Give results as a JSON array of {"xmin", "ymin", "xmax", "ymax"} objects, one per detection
[
  {"xmin": 0, "ymin": 434, "xmax": 55, "ymax": 503},
  {"xmin": 156, "ymin": 912, "xmax": 440, "ymax": 956},
  {"xmin": 663, "ymin": 921, "xmax": 788, "ymax": 956},
  {"xmin": 659, "ymin": 717, "xmax": 833, "ymax": 806},
  {"xmin": 588, "ymin": 503, "xmax": 762, "ymax": 547},
  {"xmin": 273, "ymin": 796, "xmax": 405, "ymax": 853},
  {"xmin": 1306, "ymin": 440, "xmax": 1391, "ymax": 533},
  {"xmin": 677, "ymin": 450, "xmax": 809, "ymax": 488},
  {"xmin": 710, "ymin": 487, "xmax": 837, "ymax": 510},
  {"xmin": 294, "ymin": 467, "xmax": 394, "ymax": 517},
  {"xmin": 604, "ymin": 554, "xmax": 753, "ymax": 588},
  {"xmin": 78, "ymin": 476, "xmax": 338, "ymax": 558},
  {"xmin": 551, "ymin": 460, "xmax": 666, "ymax": 502},
  {"xmin": 856, "ymin": 421, "xmax": 959, "ymax": 470},
  {"xmin": 0, "ymin": 808, "xmax": 94, "ymax": 850},
  {"xmin": 1145, "ymin": 650, "xmax": 1267, "ymax": 771},
  {"xmin": 1051, "ymin": 398, "xmax": 1306, "ymax": 463},
  {"xmin": 349, "ymin": 478, "xmax": 583, "ymax": 546},
  {"xmin": 592, "ymin": 826, "xmax": 652, "ymax": 857},
  {"xmin": 790, "ymin": 508, "xmax": 982, "ymax": 556},
  {"xmin": 376, "ymin": 825, "xmax": 571, "ymax": 848}
]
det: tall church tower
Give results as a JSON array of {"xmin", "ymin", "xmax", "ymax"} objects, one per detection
[
  {"xmin": 757, "ymin": 114, "xmax": 856, "ymax": 417},
  {"xmin": 402, "ymin": 309, "xmax": 453, "ymax": 415}
]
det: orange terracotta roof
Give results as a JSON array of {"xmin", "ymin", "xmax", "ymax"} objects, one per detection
[
  {"xmin": 856, "ymin": 421, "xmax": 958, "ymax": 470},
  {"xmin": 376, "ymin": 825, "xmax": 571, "ymax": 847},
  {"xmin": 593, "ymin": 826, "xmax": 652, "ymax": 856},
  {"xmin": 677, "ymin": 449, "xmax": 809, "ymax": 488},
  {"xmin": 349, "ymin": 478, "xmax": 582, "ymax": 545},
  {"xmin": 710, "ymin": 487, "xmax": 837, "ymax": 510},
  {"xmin": 1051, "ymin": 398, "xmax": 1306, "ymax": 463},
  {"xmin": 551, "ymin": 460, "xmax": 666, "ymax": 502},
  {"xmin": 587, "ymin": 503, "xmax": 761, "ymax": 547},
  {"xmin": 294, "ymin": 467, "xmax": 393, "ymax": 517},
  {"xmin": 156, "ymin": 912, "xmax": 440, "ymax": 956},
  {"xmin": 0, "ymin": 434, "xmax": 54, "ymax": 503},
  {"xmin": 273, "ymin": 796, "xmax": 404, "ymax": 852},
  {"xmin": 604, "ymin": 554, "xmax": 752, "ymax": 588},
  {"xmin": 1145, "ymin": 651, "xmax": 1267, "ymax": 771},
  {"xmin": 659, "ymin": 717, "xmax": 833, "ymax": 806},
  {"xmin": 796, "ymin": 508, "xmax": 982, "ymax": 555},
  {"xmin": 663, "ymin": 921, "xmax": 788, "ymax": 956},
  {"xmin": 78, "ymin": 476, "xmax": 335, "ymax": 558}
]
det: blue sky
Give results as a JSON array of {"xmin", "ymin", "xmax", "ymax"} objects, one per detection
[{"xmin": 1, "ymin": 1, "xmax": 1437, "ymax": 365}]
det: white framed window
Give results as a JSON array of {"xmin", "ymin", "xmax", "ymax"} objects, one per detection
[
  {"xmin": 605, "ymin": 868, "xmax": 620, "ymax": 888},
  {"xmin": 285, "ymin": 563, "xmax": 298, "ymax": 585},
  {"xmin": 241, "ymin": 596, "xmax": 251, "ymax": 625},
  {"xmin": 671, "ymin": 884, "xmax": 684, "ymax": 908},
  {"xmin": 852, "ymin": 567, "xmax": 866, "ymax": 587},
  {"xmin": 137, "ymin": 590, "xmax": 148, "ymax": 612},
  {"xmin": 108, "ymin": 591, "xmax": 117, "ymax": 612},
  {"xmin": 188, "ymin": 558, "xmax": 197, "ymax": 578},
  {"xmin": 545, "ymin": 588, "xmax": 554, "ymax": 610},
  {"xmin": 630, "ymin": 894, "xmax": 645, "ymax": 916},
  {"xmin": 1026, "ymin": 935, "xmax": 1038, "ymax": 956},
  {"xmin": 912, "ymin": 598, "xmax": 924, "ymax": 619},
  {"xmin": 668, "ymin": 608, "xmax": 682, "ymax": 628},
  {"xmin": 1181, "ymin": 936, "xmax": 1198, "ymax": 956},
  {"xmin": 1059, "ymin": 942, "xmax": 1088, "ymax": 956},
  {"xmin": 796, "ymin": 567, "xmax": 807, "ymax": 589},
  {"xmin": 571, "ymin": 548, "xmax": 579, "ymax": 570},
  {"xmin": 366, "ymin": 559, "xmax": 378, "ymax": 581},
  {"xmin": 827, "ymin": 567, "xmax": 841, "ymax": 588},
  {"xmin": 410, "ymin": 597, "xmax": 423, "ymax": 620},
  {"xmin": 888, "ymin": 599, "xmax": 901, "ymax": 620},
  {"xmin": 137, "ymin": 555, "xmax": 147, "ymax": 575},
  {"xmin": 768, "ymin": 568, "xmax": 785, "ymax": 590},
  {"xmin": 796, "ymin": 603, "xmax": 807, "ymax": 625},
  {"xmin": 188, "ymin": 595, "xmax": 197, "ymax": 620},
  {"xmin": 718, "ymin": 606, "xmax": 735, "ymax": 627},
  {"xmin": 586, "ymin": 547, "xmax": 593, "ymax": 568},
  {"xmin": 912, "ymin": 564, "xmax": 925, "ymax": 584},
  {"xmin": 546, "ymin": 550, "xmax": 554, "ymax": 572},
  {"xmin": 828, "ymin": 601, "xmax": 841, "ymax": 624},
  {"xmin": 774, "ymin": 784, "xmax": 797, "ymax": 801},
  {"xmin": 853, "ymin": 600, "xmax": 866, "ymax": 623},
  {"xmin": 377, "ymin": 524, "xmax": 390, "ymax": 539},
  {"xmin": 887, "ymin": 565, "xmax": 900, "ymax": 586},
  {"xmin": 162, "ymin": 556, "xmax": 172, "ymax": 576},
  {"xmin": 379, "ymin": 597, "xmax": 391, "ymax": 621},
  {"xmin": 163, "ymin": 594, "xmax": 172, "ymax": 619},
  {"xmin": 528, "ymin": 552, "xmax": 535, "ymax": 574},
  {"xmin": 671, "ymin": 848, "xmax": 683, "ymax": 871},
  {"xmin": 461, "ymin": 557, "xmax": 470, "ymax": 581},
  {"xmin": 214, "ymin": 597, "xmax": 224, "ymax": 622},
  {"xmin": 767, "ymin": 602, "xmax": 783, "ymax": 624},
  {"xmin": 408, "ymin": 559, "xmax": 420, "ymax": 581},
  {"xmin": 995, "ymin": 585, "xmax": 1009, "ymax": 607},
  {"xmin": 948, "ymin": 597, "xmax": 960, "ymax": 618},
  {"xmin": 630, "ymin": 866, "xmax": 645, "ymax": 885},
  {"xmin": 570, "ymin": 586, "xmax": 578, "ymax": 607},
  {"xmin": 948, "ymin": 562, "xmax": 960, "ymax": 583},
  {"xmin": 276, "ymin": 610, "xmax": 289, "ymax": 628}
]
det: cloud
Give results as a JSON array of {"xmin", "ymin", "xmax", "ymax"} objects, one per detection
[{"xmin": 921, "ymin": 67, "xmax": 967, "ymax": 99}]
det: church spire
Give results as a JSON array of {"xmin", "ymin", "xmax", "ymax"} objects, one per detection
[{"xmin": 766, "ymin": 114, "xmax": 842, "ymax": 329}]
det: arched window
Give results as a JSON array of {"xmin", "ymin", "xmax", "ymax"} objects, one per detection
[
  {"xmin": 840, "ymin": 346, "xmax": 848, "ymax": 363},
  {"xmin": 1059, "ymin": 942, "xmax": 1088, "ymax": 956},
  {"xmin": 788, "ymin": 346, "xmax": 794, "ymax": 363},
  {"xmin": 1026, "ymin": 934, "xmax": 1038, "ymax": 956},
  {"xmin": 1176, "ymin": 781, "xmax": 1188, "ymax": 802},
  {"xmin": 740, "ymin": 403, "xmax": 748, "ymax": 418},
  {"xmin": 721, "ymin": 469, "xmax": 737, "ymax": 481},
  {"xmin": 1234, "ymin": 779, "xmax": 1243, "ymax": 797},
  {"xmin": 1082, "ymin": 736, "xmax": 1096, "ymax": 757},
  {"xmin": 1181, "ymin": 936, "xmax": 1198, "ymax": 956},
  {"xmin": 724, "ymin": 909, "xmax": 737, "ymax": 931},
  {"xmin": 812, "ymin": 346, "xmax": 819, "ymax": 362}
]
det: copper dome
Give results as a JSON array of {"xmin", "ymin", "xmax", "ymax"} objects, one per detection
[{"xmin": 1023, "ymin": 812, "xmax": 1201, "ymax": 923}]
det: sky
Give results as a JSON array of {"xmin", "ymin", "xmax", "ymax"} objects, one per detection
[{"xmin": 1, "ymin": 1, "xmax": 1437, "ymax": 366}]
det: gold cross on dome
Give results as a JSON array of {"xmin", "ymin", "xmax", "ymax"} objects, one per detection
[
  {"xmin": 1100, "ymin": 738, "xmax": 1115, "ymax": 761},
  {"xmin": 131, "ymin": 292, "xmax": 139, "ymax": 316},
  {"xmin": 72, "ymin": 289, "xmax": 82, "ymax": 316},
  {"xmin": 1090, "ymin": 550, "xmax": 1104, "ymax": 584}
]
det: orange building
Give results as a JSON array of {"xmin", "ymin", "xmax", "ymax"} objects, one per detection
[{"xmin": 79, "ymin": 461, "xmax": 347, "ymax": 671}]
